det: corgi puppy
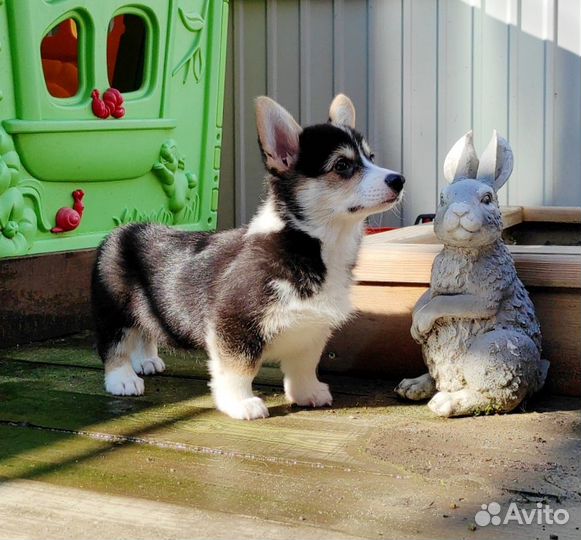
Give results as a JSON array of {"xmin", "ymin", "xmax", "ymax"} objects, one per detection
[{"xmin": 91, "ymin": 94, "xmax": 405, "ymax": 420}]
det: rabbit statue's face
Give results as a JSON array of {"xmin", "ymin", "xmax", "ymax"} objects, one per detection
[
  {"xmin": 434, "ymin": 179, "xmax": 502, "ymax": 247},
  {"xmin": 436, "ymin": 130, "xmax": 513, "ymax": 247}
]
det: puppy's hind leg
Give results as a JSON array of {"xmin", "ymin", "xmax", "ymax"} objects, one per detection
[
  {"xmin": 131, "ymin": 332, "xmax": 166, "ymax": 376},
  {"xmin": 103, "ymin": 328, "xmax": 145, "ymax": 396}
]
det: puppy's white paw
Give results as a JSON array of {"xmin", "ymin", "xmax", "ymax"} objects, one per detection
[
  {"xmin": 218, "ymin": 397, "xmax": 270, "ymax": 420},
  {"xmin": 395, "ymin": 374, "xmax": 436, "ymax": 401},
  {"xmin": 105, "ymin": 365, "xmax": 145, "ymax": 396},
  {"xmin": 132, "ymin": 356, "xmax": 166, "ymax": 376},
  {"xmin": 286, "ymin": 380, "xmax": 333, "ymax": 408},
  {"xmin": 428, "ymin": 391, "xmax": 455, "ymax": 417}
]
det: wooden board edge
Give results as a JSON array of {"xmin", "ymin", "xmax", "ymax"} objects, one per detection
[
  {"xmin": 522, "ymin": 206, "xmax": 581, "ymax": 224},
  {"xmin": 354, "ymin": 248, "xmax": 581, "ymax": 288}
]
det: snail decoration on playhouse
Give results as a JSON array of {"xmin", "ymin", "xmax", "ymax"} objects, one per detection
[
  {"xmin": 51, "ymin": 189, "xmax": 85, "ymax": 233},
  {"xmin": 395, "ymin": 131, "xmax": 549, "ymax": 417}
]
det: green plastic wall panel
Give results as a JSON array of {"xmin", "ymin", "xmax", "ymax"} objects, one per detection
[{"xmin": 0, "ymin": 0, "xmax": 229, "ymax": 258}]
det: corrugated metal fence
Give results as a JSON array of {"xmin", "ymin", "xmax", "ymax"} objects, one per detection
[{"xmin": 218, "ymin": 0, "xmax": 581, "ymax": 229}]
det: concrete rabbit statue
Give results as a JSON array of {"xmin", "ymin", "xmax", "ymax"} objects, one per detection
[{"xmin": 395, "ymin": 130, "xmax": 549, "ymax": 417}]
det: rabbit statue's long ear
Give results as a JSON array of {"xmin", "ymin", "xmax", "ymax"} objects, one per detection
[
  {"xmin": 476, "ymin": 130, "xmax": 513, "ymax": 191},
  {"xmin": 443, "ymin": 131, "xmax": 479, "ymax": 183}
]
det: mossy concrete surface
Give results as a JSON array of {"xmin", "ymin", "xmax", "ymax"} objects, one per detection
[{"xmin": 0, "ymin": 334, "xmax": 580, "ymax": 540}]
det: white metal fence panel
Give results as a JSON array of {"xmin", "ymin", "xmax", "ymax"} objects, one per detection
[{"xmin": 219, "ymin": 0, "xmax": 581, "ymax": 228}]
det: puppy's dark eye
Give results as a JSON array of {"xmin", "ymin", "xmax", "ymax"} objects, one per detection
[
  {"xmin": 481, "ymin": 193, "xmax": 493, "ymax": 204},
  {"xmin": 369, "ymin": 153, "xmax": 375, "ymax": 162},
  {"xmin": 334, "ymin": 159, "xmax": 350, "ymax": 173}
]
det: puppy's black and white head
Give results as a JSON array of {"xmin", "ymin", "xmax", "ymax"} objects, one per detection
[{"xmin": 255, "ymin": 94, "xmax": 404, "ymax": 226}]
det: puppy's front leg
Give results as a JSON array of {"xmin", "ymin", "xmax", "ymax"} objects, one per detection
[
  {"xmin": 280, "ymin": 330, "xmax": 332, "ymax": 408},
  {"xmin": 206, "ymin": 324, "xmax": 268, "ymax": 420},
  {"xmin": 208, "ymin": 356, "xmax": 268, "ymax": 420}
]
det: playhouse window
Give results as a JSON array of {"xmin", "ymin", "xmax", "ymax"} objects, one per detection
[
  {"xmin": 107, "ymin": 14, "xmax": 147, "ymax": 93},
  {"xmin": 41, "ymin": 18, "xmax": 80, "ymax": 98}
]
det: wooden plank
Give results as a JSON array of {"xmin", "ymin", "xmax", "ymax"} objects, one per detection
[
  {"xmin": 0, "ymin": 425, "xmax": 409, "ymax": 539},
  {"xmin": 510, "ymin": 246, "xmax": 581, "ymax": 255},
  {"xmin": 0, "ymin": 358, "xmax": 380, "ymax": 466},
  {"xmin": 0, "ymin": 335, "xmax": 391, "ymax": 401},
  {"xmin": 532, "ymin": 289, "xmax": 581, "ymax": 396},
  {"xmin": 366, "ymin": 224, "xmax": 438, "ymax": 245},
  {"xmin": 522, "ymin": 206, "xmax": 581, "ymax": 223},
  {"xmin": 8, "ymin": 420, "xmax": 579, "ymax": 540},
  {"xmin": 323, "ymin": 285, "xmax": 427, "ymax": 379},
  {"xmin": 1, "ymin": 335, "xmax": 580, "ymax": 538},
  {"xmin": 0, "ymin": 479, "xmax": 359, "ymax": 540},
  {"xmin": 367, "ymin": 206, "xmax": 524, "ymax": 246},
  {"xmin": 355, "ymin": 243, "xmax": 581, "ymax": 288},
  {"xmin": 355, "ymin": 244, "xmax": 580, "ymax": 257},
  {"xmin": 0, "ymin": 336, "xmax": 356, "ymax": 395},
  {"xmin": 0, "ymin": 362, "xmax": 504, "ymax": 539},
  {"xmin": 501, "ymin": 205, "xmax": 524, "ymax": 228},
  {"xmin": 510, "ymin": 252, "xmax": 581, "ymax": 288},
  {"xmin": 354, "ymin": 243, "xmax": 437, "ymax": 284},
  {"xmin": 3, "ymin": 419, "xmax": 581, "ymax": 540}
]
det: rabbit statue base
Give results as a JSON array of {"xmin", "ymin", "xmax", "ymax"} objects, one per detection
[{"xmin": 395, "ymin": 131, "xmax": 549, "ymax": 417}]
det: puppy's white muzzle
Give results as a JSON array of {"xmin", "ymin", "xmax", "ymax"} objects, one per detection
[{"xmin": 358, "ymin": 159, "xmax": 403, "ymax": 212}]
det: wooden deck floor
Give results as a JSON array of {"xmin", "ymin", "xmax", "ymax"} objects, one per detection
[{"xmin": 0, "ymin": 334, "xmax": 580, "ymax": 540}]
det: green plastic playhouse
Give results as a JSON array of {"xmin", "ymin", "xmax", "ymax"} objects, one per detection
[{"xmin": 0, "ymin": 0, "xmax": 229, "ymax": 258}]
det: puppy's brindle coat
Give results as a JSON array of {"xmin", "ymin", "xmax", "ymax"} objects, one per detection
[{"xmin": 92, "ymin": 95, "xmax": 405, "ymax": 420}]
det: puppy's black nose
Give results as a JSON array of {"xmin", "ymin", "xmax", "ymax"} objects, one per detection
[{"xmin": 385, "ymin": 173, "xmax": 405, "ymax": 192}]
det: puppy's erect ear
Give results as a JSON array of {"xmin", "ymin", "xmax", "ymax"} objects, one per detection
[
  {"xmin": 443, "ymin": 130, "xmax": 479, "ymax": 183},
  {"xmin": 329, "ymin": 94, "xmax": 356, "ymax": 128},
  {"xmin": 255, "ymin": 96, "xmax": 302, "ymax": 174},
  {"xmin": 476, "ymin": 130, "xmax": 513, "ymax": 191}
]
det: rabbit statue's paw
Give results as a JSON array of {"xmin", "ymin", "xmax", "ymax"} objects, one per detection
[
  {"xmin": 395, "ymin": 373, "xmax": 436, "ymax": 401},
  {"xmin": 428, "ymin": 389, "xmax": 491, "ymax": 417},
  {"xmin": 411, "ymin": 306, "xmax": 435, "ymax": 340}
]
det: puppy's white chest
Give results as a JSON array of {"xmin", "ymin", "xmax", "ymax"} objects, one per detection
[
  {"xmin": 261, "ymin": 277, "xmax": 352, "ymax": 339},
  {"xmin": 262, "ymin": 283, "xmax": 352, "ymax": 363}
]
